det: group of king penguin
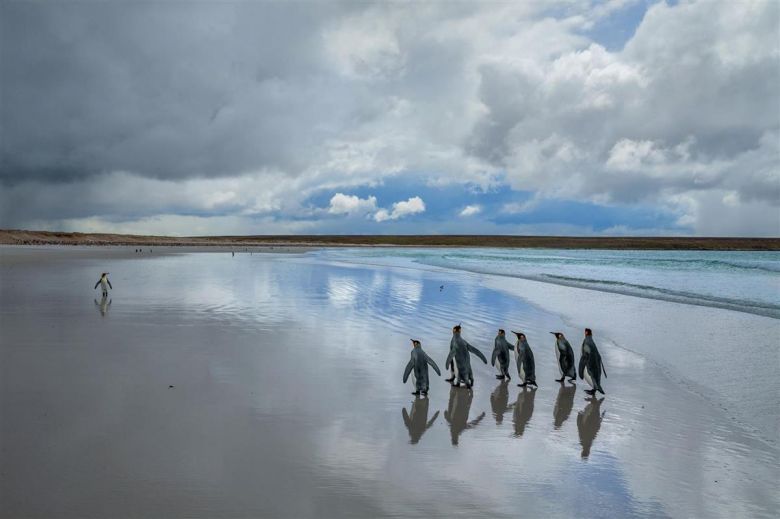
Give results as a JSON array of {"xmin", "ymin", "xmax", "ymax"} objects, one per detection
[{"xmin": 403, "ymin": 324, "xmax": 606, "ymax": 396}]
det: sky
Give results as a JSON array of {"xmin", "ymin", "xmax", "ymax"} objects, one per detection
[{"xmin": 0, "ymin": 0, "xmax": 778, "ymax": 237}]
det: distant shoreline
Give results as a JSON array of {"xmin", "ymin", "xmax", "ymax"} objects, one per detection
[{"xmin": 2, "ymin": 229, "xmax": 778, "ymax": 250}]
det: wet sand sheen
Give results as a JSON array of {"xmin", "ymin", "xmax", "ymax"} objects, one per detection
[{"xmin": 1, "ymin": 247, "xmax": 777, "ymax": 518}]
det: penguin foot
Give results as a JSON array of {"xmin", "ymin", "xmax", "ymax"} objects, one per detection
[
  {"xmin": 555, "ymin": 378, "xmax": 564, "ymax": 383},
  {"xmin": 584, "ymin": 389, "xmax": 596, "ymax": 395},
  {"xmin": 495, "ymin": 375, "xmax": 505, "ymax": 380},
  {"xmin": 445, "ymin": 377, "xmax": 455, "ymax": 382},
  {"xmin": 465, "ymin": 384, "xmax": 472, "ymax": 390},
  {"xmin": 597, "ymin": 388, "xmax": 605, "ymax": 395},
  {"xmin": 422, "ymin": 390, "xmax": 428, "ymax": 396},
  {"xmin": 517, "ymin": 383, "xmax": 527, "ymax": 387},
  {"xmin": 412, "ymin": 391, "xmax": 420, "ymax": 395}
]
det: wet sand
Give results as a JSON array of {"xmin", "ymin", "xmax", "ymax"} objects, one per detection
[{"xmin": 1, "ymin": 247, "xmax": 777, "ymax": 518}]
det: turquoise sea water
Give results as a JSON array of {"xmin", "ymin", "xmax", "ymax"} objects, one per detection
[{"xmin": 323, "ymin": 248, "xmax": 780, "ymax": 319}]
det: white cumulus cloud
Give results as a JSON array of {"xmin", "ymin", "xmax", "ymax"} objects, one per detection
[
  {"xmin": 327, "ymin": 193, "xmax": 378, "ymax": 215},
  {"xmin": 373, "ymin": 196, "xmax": 426, "ymax": 222},
  {"xmin": 459, "ymin": 205, "xmax": 482, "ymax": 217}
]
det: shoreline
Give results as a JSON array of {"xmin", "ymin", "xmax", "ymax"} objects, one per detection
[{"xmin": 1, "ymin": 229, "xmax": 779, "ymax": 250}]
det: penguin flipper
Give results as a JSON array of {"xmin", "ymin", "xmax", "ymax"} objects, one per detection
[
  {"xmin": 578, "ymin": 354, "xmax": 587, "ymax": 380},
  {"xmin": 426, "ymin": 354, "xmax": 441, "ymax": 376},
  {"xmin": 490, "ymin": 348, "xmax": 498, "ymax": 367},
  {"xmin": 107, "ymin": 280, "xmax": 113, "ymax": 290},
  {"xmin": 445, "ymin": 351, "xmax": 453, "ymax": 370},
  {"xmin": 600, "ymin": 357, "xmax": 608, "ymax": 378},
  {"xmin": 403, "ymin": 359, "xmax": 413, "ymax": 383},
  {"xmin": 468, "ymin": 344, "xmax": 488, "ymax": 364},
  {"xmin": 94, "ymin": 280, "xmax": 100, "ymax": 289},
  {"xmin": 426, "ymin": 410, "xmax": 440, "ymax": 429}
]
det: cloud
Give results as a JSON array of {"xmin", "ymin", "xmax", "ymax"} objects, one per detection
[
  {"xmin": 327, "ymin": 193, "xmax": 377, "ymax": 215},
  {"xmin": 373, "ymin": 196, "xmax": 426, "ymax": 222},
  {"xmin": 459, "ymin": 205, "xmax": 481, "ymax": 217},
  {"xmin": 0, "ymin": 0, "xmax": 777, "ymax": 236}
]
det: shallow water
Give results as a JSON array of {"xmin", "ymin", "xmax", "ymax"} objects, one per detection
[
  {"xmin": 1, "ymin": 247, "xmax": 778, "ymax": 518},
  {"xmin": 325, "ymin": 248, "xmax": 780, "ymax": 318}
]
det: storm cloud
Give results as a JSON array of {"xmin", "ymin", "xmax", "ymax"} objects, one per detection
[{"xmin": 1, "ymin": 0, "xmax": 778, "ymax": 235}]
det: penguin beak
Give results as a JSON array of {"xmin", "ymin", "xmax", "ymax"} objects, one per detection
[{"xmin": 549, "ymin": 332, "xmax": 556, "ymax": 335}]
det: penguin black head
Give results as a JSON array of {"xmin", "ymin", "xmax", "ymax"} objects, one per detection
[
  {"xmin": 410, "ymin": 339, "xmax": 421, "ymax": 348},
  {"xmin": 584, "ymin": 328, "xmax": 593, "ymax": 336},
  {"xmin": 102, "ymin": 272, "xmax": 109, "ymax": 277},
  {"xmin": 512, "ymin": 331, "xmax": 525, "ymax": 340},
  {"xmin": 550, "ymin": 331, "xmax": 563, "ymax": 339},
  {"xmin": 453, "ymin": 324, "xmax": 461, "ymax": 333},
  {"xmin": 498, "ymin": 329, "xmax": 505, "ymax": 335}
]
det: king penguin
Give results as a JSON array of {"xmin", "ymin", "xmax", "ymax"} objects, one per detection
[
  {"xmin": 491, "ymin": 329, "xmax": 514, "ymax": 380},
  {"xmin": 551, "ymin": 332, "xmax": 576, "ymax": 383},
  {"xmin": 93, "ymin": 273, "xmax": 112, "ymax": 297},
  {"xmin": 445, "ymin": 324, "xmax": 488, "ymax": 389},
  {"xmin": 579, "ymin": 328, "xmax": 607, "ymax": 395},
  {"xmin": 512, "ymin": 331, "xmax": 537, "ymax": 388},
  {"xmin": 403, "ymin": 339, "xmax": 441, "ymax": 396}
]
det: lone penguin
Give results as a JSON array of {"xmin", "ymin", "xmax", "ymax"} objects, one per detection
[
  {"xmin": 579, "ymin": 328, "xmax": 607, "ymax": 395},
  {"xmin": 445, "ymin": 324, "xmax": 488, "ymax": 389},
  {"xmin": 512, "ymin": 331, "xmax": 537, "ymax": 388},
  {"xmin": 491, "ymin": 329, "xmax": 514, "ymax": 380},
  {"xmin": 551, "ymin": 332, "xmax": 576, "ymax": 383},
  {"xmin": 94, "ymin": 272, "xmax": 113, "ymax": 297},
  {"xmin": 403, "ymin": 339, "xmax": 441, "ymax": 396}
]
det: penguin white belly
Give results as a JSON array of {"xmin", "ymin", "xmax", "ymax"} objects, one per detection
[
  {"xmin": 411, "ymin": 371, "xmax": 417, "ymax": 387},
  {"xmin": 584, "ymin": 368, "xmax": 594, "ymax": 389},
  {"xmin": 100, "ymin": 279, "xmax": 108, "ymax": 290},
  {"xmin": 519, "ymin": 363, "xmax": 526, "ymax": 382},
  {"xmin": 555, "ymin": 346, "xmax": 562, "ymax": 376}
]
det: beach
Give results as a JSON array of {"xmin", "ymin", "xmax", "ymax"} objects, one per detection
[{"xmin": 1, "ymin": 246, "xmax": 778, "ymax": 518}]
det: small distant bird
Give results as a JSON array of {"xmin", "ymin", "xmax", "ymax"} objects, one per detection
[
  {"xmin": 512, "ymin": 331, "xmax": 537, "ymax": 388},
  {"xmin": 93, "ymin": 272, "xmax": 112, "ymax": 297},
  {"xmin": 551, "ymin": 332, "xmax": 576, "ymax": 383},
  {"xmin": 403, "ymin": 339, "xmax": 441, "ymax": 396},
  {"xmin": 491, "ymin": 329, "xmax": 514, "ymax": 380},
  {"xmin": 439, "ymin": 285, "xmax": 444, "ymax": 291},
  {"xmin": 445, "ymin": 324, "xmax": 487, "ymax": 389},
  {"xmin": 579, "ymin": 328, "xmax": 606, "ymax": 395}
]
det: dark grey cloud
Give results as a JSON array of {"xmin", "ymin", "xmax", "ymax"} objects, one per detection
[{"xmin": 1, "ymin": 1, "xmax": 361, "ymax": 183}]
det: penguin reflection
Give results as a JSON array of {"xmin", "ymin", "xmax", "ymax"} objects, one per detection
[
  {"xmin": 94, "ymin": 295, "xmax": 112, "ymax": 316},
  {"xmin": 577, "ymin": 396, "xmax": 605, "ymax": 458},
  {"xmin": 512, "ymin": 386, "xmax": 536, "ymax": 437},
  {"xmin": 490, "ymin": 380, "xmax": 514, "ymax": 425},
  {"xmin": 553, "ymin": 383, "xmax": 576, "ymax": 429},
  {"xmin": 444, "ymin": 387, "xmax": 485, "ymax": 446},
  {"xmin": 401, "ymin": 396, "xmax": 439, "ymax": 445}
]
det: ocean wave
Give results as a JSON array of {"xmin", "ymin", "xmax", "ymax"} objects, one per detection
[
  {"xmin": 540, "ymin": 274, "xmax": 780, "ymax": 318},
  {"xmin": 434, "ymin": 252, "xmax": 780, "ymax": 274}
]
